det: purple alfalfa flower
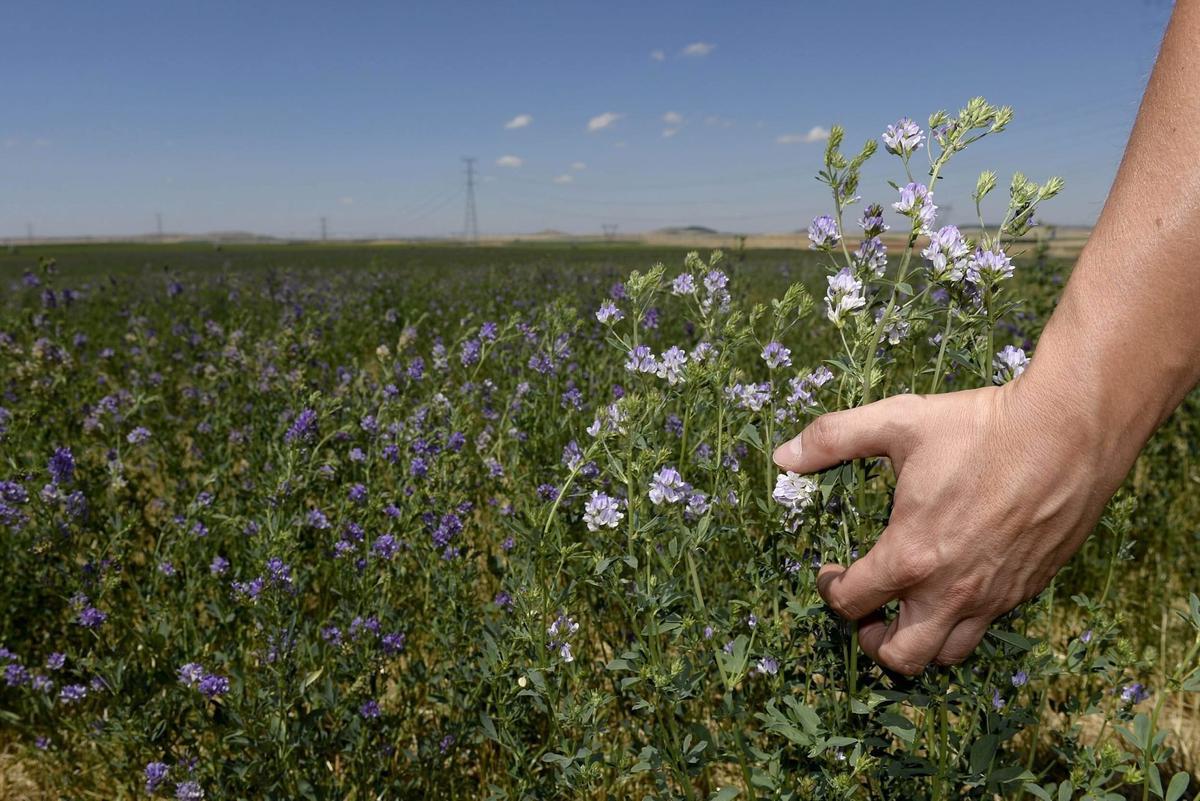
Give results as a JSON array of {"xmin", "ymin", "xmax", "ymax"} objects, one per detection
[
  {"xmin": 671, "ymin": 273, "xmax": 696, "ymax": 295},
  {"xmin": 664, "ymin": 414, "xmax": 684, "ymax": 437},
  {"xmin": 174, "ymin": 780, "xmax": 205, "ymax": 801},
  {"xmin": 231, "ymin": 576, "xmax": 265, "ymax": 601},
  {"xmin": 5, "ymin": 663, "xmax": 30, "ymax": 687},
  {"xmin": 197, "ymin": 673, "xmax": 230, "ymax": 699},
  {"xmin": 306, "ymin": 508, "xmax": 330, "ymax": 530},
  {"xmin": 284, "ymin": 408, "xmax": 319, "ymax": 445},
  {"xmin": 431, "ymin": 513, "xmax": 463, "ymax": 549},
  {"xmin": 59, "ymin": 683, "xmax": 88, "ymax": 704},
  {"xmin": 641, "ymin": 307, "xmax": 660, "ymax": 330},
  {"xmin": 177, "ymin": 662, "xmax": 205, "ymax": 687},
  {"xmin": 209, "ymin": 555, "xmax": 229, "ymax": 576},
  {"xmin": 501, "ymin": 536, "xmax": 515, "ymax": 552},
  {"xmin": 654, "ymin": 345, "xmax": 687, "ymax": 385},
  {"xmin": 725, "ymin": 382, "xmax": 771, "ymax": 413},
  {"xmin": 536, "ymin": 483, "xmax": 559, "ymax": 502},
  {"xmin": 360, "ymin": 699, "xmax": 382, "ymax": 719},
  {"xmin": 381, "ymin": 632, "xmax": 406, "ymax": 655},
  {"xmin": 0, "ymin": 480, "xmax": 27, "ymax": 505},
  {"xmin": 582, "ymin": 491, "xmax": 623, "ymax": 531},
  {"xmin": 0, "ymin": 407, "xmax": 10, "ymax": 437},
  {"xmin": 479, "ymin": 320, "xmax": 498, "ymax": 341},
  {"xmin": 991, "ymin": 688, "xmax": 1006, "ymax": 710},
  {"xmin": 858, "ymin": 203, "xmax": 889, "ymax": 237},
  {"xmin": 494, "ymin": 591, "xmax": 513, "ymax": 609},
  {"xmin": 439, "ymin": 734, "xmax": 456, "ymax": 754},
  {"xmin": 410, "ymin": 456, "xmax": 428, "ymax": 478},
  {"xmin": 761, "ymin": 341, "xmax": 792, "ymax": 370},
  {"xmin": 48, "ymin": 447, "xmax": 75, "ymax": 485},
  {"xmin": 266, "ymin": 557, "xmax": 293, "ymax": 587},
  {"xmin": 460, "ymin": 338, "xmax": 482, "ymax": 367},
  {"xmin": 855, "ymin": 236, "xmax": 888, "ymax": 278},
  {"xmin": 882, "ymin": 117, "xmax": 925, "ymax": 156},
  {"xmin": 624, "ymin": 345, "xmax": 656, "ymax": 374},
  {"xmin": 46, "ymin": 652, "xmax": 66, "ymax": 671},
  {"xmin": 372, "ymin": 534, "xmax": 399, "ymax": 560},
  {"xmin": 348, "ymin": 483, "xmax": 367, "ymax": 504},
  {"xmin": 922, "ymin": 225, "xmax": 970, "ymax": 283},
  {"xmin": 561, "ymin": 384, "xmax": 583, "ymax": 410},
  {"xmin": 144, "ymin": 761, "xmax": 169, "ymax": 794},
  {"xmin": 321, "ymin": 625, "xmax": 343, "ymax": 645},
  {"xmin": 993, "ymin": 345, "xmax": 1029, "ymax": 385},
  {"xmin": 892, "ymin": 182, "xmax": 937, "ymax": 233},
  {"xmin": 561, "ymin": 440, "xmax": 583, "ymax": 471},
  {"xmin": 807, "ymin": 214, "xmax": 840, "ymax": 250},
  {"xmin": 126, "ymin": 426, "xmax": 152, "ymax": 445},
  {"xmin": 485, "ymin": 457, "xmax": 504, "ymax": 478},
  {"xmin": 76, "ymin": 606, "xmax": 107, "ymax": 629},
  {"xmin": 1080, "ymin": 629, "xmax": 1093, "ymax": 644},
  {"xmin": 447, "ymin": 431, "xmax": 466, "ymax": 452},
  {"xmin": 685, "ymin": 491, "xmax": 710, "ymax": 519},
  {"xmin": 190, "ymin": 521, "xmax": 208, "ymax": 538},
  {"xmin": 824, "ymin": 267, "xmax": 866, "ymax": 327},
  {"xmin": 967, "ymin": 246, "xmax": 1014, "ymax": 285},
  {"xmin": 1011, "ymin": 670, "xmax": 1028, "ymax": 687},
  {"xmin": 754, "ymin": 656, "xmax": 779, "ymax": 676},
  {"xmin": 1120, "ymin": 682, "xmax": 1150, "ymax": 704},
  {"xmin": 31, "ymin": 674, "xmax": 53, "ymax": 693},
  {"xmin": 703, "ymin": 625, "xmax": 714, "ymax": 639},
  {"xmin": 648, "ymin": 466, "xmax": 690, "ymax": 506}
]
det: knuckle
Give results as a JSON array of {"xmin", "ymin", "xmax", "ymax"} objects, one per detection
[
  {"xmin": 889, "ymin": 548, "xmax": 936, "ymax": 587},
  {"xmin": 880, "ymin": 649, "xmax": 925, "ymax": 677},
  {"xmin": 943, "ymin": 575, "xmax": 986, "ymax": 613},
  {"xmin": 827, "ymin": 594, "xmax": 865, "ymax": 621}
]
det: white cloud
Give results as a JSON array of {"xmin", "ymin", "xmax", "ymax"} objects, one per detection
[
  {"xmin": 662, "ymin": 111, "xmax": 684, "ymax": 125},
  {"xmin": 776, "ymin": 126, "xmax": 831, "ymax": 145},
  {"xmin": 704, "ymin": 115, "xmax": 734, "ymax": 128},
  {"xmin": 587, "ymin": 112, "xmax": 623, "ymax": 132},
  {"xmin": 570, "ymin": 161, "xmax": 587, "ymax": 171},
  {"xmin": 552, "ymin": 174, "xmax": 574, "ymax": 184},
  {"xmin": 496, "ymin": 155, "xmax": 523, "ymax": 168},
  {"xmin": 338, "ymin": 196, "xmax": 354, "ymax": 206},
  {"xmin": 681, "ymin": 42, "xmax": 715, "ymax": 57},
  {"xmin": 504, "ymin": 114, "xmax": 532, "ymax": 130},
  {"xmin": 650, "ymin": 49, "xmax": 666, "ymax": 62},
  {"xmin": 662, "ymin": 128, "xmax": 679, "ymax": 138}
]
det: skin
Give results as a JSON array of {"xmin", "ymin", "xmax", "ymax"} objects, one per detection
[{"xmin": 773, "ymin": 0, "xmax": 1200, "ymax": 676}]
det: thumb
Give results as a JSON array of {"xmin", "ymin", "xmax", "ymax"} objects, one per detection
[{"xmin": 772, "ymin": 394, "xmax": 920, "ymax": 473}]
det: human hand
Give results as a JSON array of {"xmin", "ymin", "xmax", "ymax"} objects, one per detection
[{"xmin": 772, "ymin": 379, "xmax": 1128, "ymax": 675}]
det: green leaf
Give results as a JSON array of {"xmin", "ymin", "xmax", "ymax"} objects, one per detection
[
  {"xmin": 300, "ymin": 667, "xmax": 324, "ymax": 691},
  {"xmin": 1165, "ymin": 772, "xmax": 1190, "ymax": 801},
  {"xmin": 736, "ymin": 422, "xmax": 763, "ymax": 451},
  {"xmin": 1022, "ymin": 784, "xmax": 1053, "ymax": 801},
  {"xmin": 986, "ymin": 628, "xmax": 1035, "ymax": 652},
  {"xmin": 709, "ymin": 788, "xmax": 740, "ymax": 801}
]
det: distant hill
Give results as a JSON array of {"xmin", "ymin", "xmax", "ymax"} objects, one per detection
[{"xmin": 654, "ymin": 225, "xmax": 721, "ymax": 236}]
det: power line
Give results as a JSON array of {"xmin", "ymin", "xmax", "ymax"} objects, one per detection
[{"xmin": 462, "ymin": 157, "xmax": 478, "ymax": 242}]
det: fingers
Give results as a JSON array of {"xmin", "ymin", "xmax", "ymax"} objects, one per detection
[
  {"xmin": 772, "ymin": 394, "xmax": 922, "ymax": 474},
  {"xmin": 816, "ymin": 533, "xmax": 910, "ymax": 620},
  {"xmin": 933, "ymin": 617, "xmax": 991, "ymax": 666},
  {"xmin": 859, "ymin": 599, "xmax": 957, "ymax": 676}
]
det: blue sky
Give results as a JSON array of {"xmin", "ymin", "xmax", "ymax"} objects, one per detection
[{"xmin": 0, "ymin": 0, "xmax": 1174, "ymax": 238}]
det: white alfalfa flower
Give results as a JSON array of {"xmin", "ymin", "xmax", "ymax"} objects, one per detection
[
  {"xmin": 993, "ymin": 345, "xmax": 1029, "ymax": 384},
  {"xmin": 773, "ymin": 471, "xmax": 817, "ymax": 518},
  {"xmin": 582, "ymin": 491, "xmax": 623, "ymax": 531},
  {"xmin": 824, "ymin": 267, "xmax": 866, "ymax": 327}
]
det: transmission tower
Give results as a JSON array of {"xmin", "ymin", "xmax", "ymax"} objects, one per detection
[
  {"xmin": 462, "ymin": 157, "xmax": 479, "ymax": 243},
  {"xmin": 321, "ymin": 216, "xmax": 327, "ymax": 242},
  {"xmin": 602, "ymin": 224, "xmax": 618, "ymax": 241}
]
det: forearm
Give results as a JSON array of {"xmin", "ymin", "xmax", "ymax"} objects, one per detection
[{"xmin": 1022, "ymin": 0, "xmax": 1200, "ymax": 468}]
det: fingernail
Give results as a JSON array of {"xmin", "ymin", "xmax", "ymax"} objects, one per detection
[{"xmin": 772, "ymin": 436, "xmax": 801, "ymax": 467}]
